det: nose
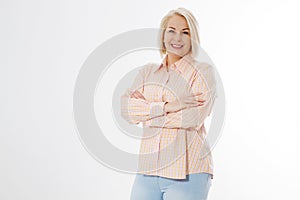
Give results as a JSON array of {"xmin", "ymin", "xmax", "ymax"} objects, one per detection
[{"xmin": 174, "ymin": 32, "xmax": 182, "ymax": 41}]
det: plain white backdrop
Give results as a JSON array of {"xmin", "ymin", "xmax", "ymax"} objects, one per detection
[{"xmin": 1, "ymin": 0, "xmax": 300, "ymax": 199}]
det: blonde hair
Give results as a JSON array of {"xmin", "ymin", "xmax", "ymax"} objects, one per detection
[{"xmin": 158, "ymin": 7, "xmax": 200, "ymax": 58}]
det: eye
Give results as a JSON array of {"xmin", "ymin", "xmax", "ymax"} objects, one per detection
[
  {"xmin": 168, "ymin": 29, "xmax": 174, "ymax": 33},
  {"xmin": 183, "ymin": 31, "xmax": 189, "ymax": 35}
]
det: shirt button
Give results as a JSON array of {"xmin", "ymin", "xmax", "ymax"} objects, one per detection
[{"xmin": 165, "ymin": 75, "xmax": 170, "ymax": 83}]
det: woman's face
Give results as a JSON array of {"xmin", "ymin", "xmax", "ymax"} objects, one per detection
[{"xmin": 163, "ymin": 15, "xmax": 191, "ymax": 57}]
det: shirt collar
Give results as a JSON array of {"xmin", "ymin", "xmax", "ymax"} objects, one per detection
[{"xmin": 154, "ymin": 53, "xmax": 194, "ymax": 74}]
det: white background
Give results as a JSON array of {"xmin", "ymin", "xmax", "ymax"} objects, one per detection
[{"xmin": 1, "ymin": 0, "xmax": 300, "ymax": 199}]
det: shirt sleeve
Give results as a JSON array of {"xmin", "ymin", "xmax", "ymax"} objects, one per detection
[
  {"xmin": 120, "ymin": 65, "xmax": 167, "ymax": 124},
  {"xmin": 146, "ymin": 64, "xmax": 217, "ymax": 131}
]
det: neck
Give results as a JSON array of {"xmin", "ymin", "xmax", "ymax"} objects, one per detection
[{"xmin": 167, "ymin": 53, "xmax": 182, "ymax": 67}]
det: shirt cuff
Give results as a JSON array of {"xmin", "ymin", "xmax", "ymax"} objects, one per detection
[{"xmin": 149, "ymin": 102, "xmax": 166, "ymax": 118}]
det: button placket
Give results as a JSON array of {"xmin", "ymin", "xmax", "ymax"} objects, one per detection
[
  {"xmin": 162, "ymin": 70, "xmax": 170, "ymax": 101},
  {"xmin": 156, "ymin": 69, "xmax": 170, "ymax": 171}
]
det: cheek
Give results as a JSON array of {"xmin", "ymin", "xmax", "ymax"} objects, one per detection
[
  {"xmin": 183, "ymin": 38, "xmax": 191, "ymax": 48},
  {"xmin": 164, "ymin": 35, "xmax": 171, "ymax": 43},
  {"xmin": 183, "ymin": 36, "xmax": 191, "ymax": 44}
]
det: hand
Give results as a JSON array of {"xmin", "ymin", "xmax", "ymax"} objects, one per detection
[
  {"xmin": 129, "ymin": 90, "xmax": 146, "ymax": 100},
  {"xmin": 164, "ymin": 92, "xmax": 205, "ymax": 113}
]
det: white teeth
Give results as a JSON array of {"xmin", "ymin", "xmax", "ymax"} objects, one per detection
[{"xmin": 171, "ymin": 44, "xmax": 183, "ymax": 48}]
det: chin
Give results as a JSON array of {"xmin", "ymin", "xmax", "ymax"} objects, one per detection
[{"xmin": 169, "ymin": 51, "xmax": 187, "ymax": 57}]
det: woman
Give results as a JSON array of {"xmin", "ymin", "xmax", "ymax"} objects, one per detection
[{"xmin": 121, "ymin": 7, "xmax": 217, "ymax": 200}]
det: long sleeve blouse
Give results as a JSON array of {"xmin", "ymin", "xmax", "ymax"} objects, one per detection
[{"xmin": 121, "ymin": 53, "xmax": 217, "ymax": 179}]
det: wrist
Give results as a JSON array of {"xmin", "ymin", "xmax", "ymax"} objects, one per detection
[{"xmin": 150, "ymin": 102, "xmax": 167, "ymax": 117}]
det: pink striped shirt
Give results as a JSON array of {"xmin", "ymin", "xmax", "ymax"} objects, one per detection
[{"xmin": 121, "ymin": 53, "xmax": 217, "ymax": 179}]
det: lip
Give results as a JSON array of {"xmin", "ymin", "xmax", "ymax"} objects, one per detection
[{"xmin": 171, "ymin": 44, "xmax": 184, "ymax": 49}]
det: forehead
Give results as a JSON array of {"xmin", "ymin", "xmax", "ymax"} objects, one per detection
[{"xmin": 166, "ymin": 15, "xmax": 189, "ymax": 28}]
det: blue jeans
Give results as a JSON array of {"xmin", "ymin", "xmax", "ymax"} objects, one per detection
[{"xmin": 130, "ymin": 173, "xmax": 212, "ymax": 200}]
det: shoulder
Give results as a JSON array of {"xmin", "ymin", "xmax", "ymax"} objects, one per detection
[
  {"xmin": 191, "ymin": 61, "xmax": 215, "ymax": 78},
  {"xmin": 183, "ymin": 55, "xmax": 214, "ymax": 74},
  {"xmin": 190, "ymin": 61, "xmax": 217, "ymax": 89},
  {"xmin": 138, "ymin": 62, "xmax": 160, "ymax": 75},
  {"xmin": 144, "ymin": 62, "xmax": 160, "ymax": 70},
  {"xmin": 192, "ymin": 60, "xmax": 213, "ymax": 72}
]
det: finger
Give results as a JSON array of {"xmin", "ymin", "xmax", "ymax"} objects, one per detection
[
  {"xmin": 131, "ymin": 94, "xmax": 138, "ymax": 98},
  {"xmin": 132, "ymin": 93, "xmax": 139, "ymax": 98},
  {"xmin": 186, "ymin": 96, "xmax": 206, "ymax": 102},
  {"xmin": 188, "ymin": 104, "xmax": 201, "ymax": 108},
  {"xmin": 134, "ymin": 90, "xmax": 143, "ymax": 95},
  {"xmin": 189, "ymin": 95, "xmax": 206, "ymax": 102},
  {"xmin": 132, "ymin": 92, "xmax": 140, "ymax": 98},
  {"xmin": 133, "ymin": 91, "xmax": 143, "ymax": 97},
  {"xmin": 132, "ymin": 92, "xmax": 146, "ymax": 100},
  {"xmin": 184, "ymin": 96, "xmax": 203, "ymax": 102},
  {"xmin": 139, "ymin": 95, "xmax": 146, "ymax": 100},
  {"xmin": 188, "ymin": 92, "xmax": 203, "ymax": 97},
  {"xmin": 136, "ymin": 93, "xmax": 144, "ymax": 98},
  {"xmin": 182, "ymin": 99, "xmax": 197, "ymax": 104},
  {"xmin": 185, "ymin": 103, "xmax": 203, "ymax": 109},
  {"xmin": 184, "ymin": 101, "xmax": 199, "ymax": 105},
  {"xmin": 183, "ymin": 98, "xmax": 205, "ymax": 104},
  {"xmin": 196, "ymin": 99, "xmax": 206, "ymax": 102},
  {"xmin": 184, "ymin": 101, "xmax": 203, "ymax": 106},
  {"xmin": 196, "ymin": 102, "xmax": 205, "ymax": 106},
  {"xmin": 136, "ymin": 93, "xmax": 146, "ymax": 100}
]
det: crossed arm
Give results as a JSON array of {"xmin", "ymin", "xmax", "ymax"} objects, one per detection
[{"xmin": 120, "ymin": 65, "xmax": 217, "ymax": 131}]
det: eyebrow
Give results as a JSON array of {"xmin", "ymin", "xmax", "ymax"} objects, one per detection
[{"xmin": 168, "ymin": 26, "xmax": 190, "ymax": 31}]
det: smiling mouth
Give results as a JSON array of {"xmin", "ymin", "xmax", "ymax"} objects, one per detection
[{"xmin": 171, "ymin": 44, "xmax": 184, "ymax": 49}]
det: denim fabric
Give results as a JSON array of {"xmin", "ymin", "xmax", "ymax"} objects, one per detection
[{"xmin": 130, "ymin": 173, "xmax": 212, "ymax": 200}]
